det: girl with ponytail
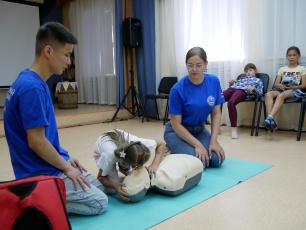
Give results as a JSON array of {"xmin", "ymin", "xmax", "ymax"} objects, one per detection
[{"xmin": 93, "ymin": 129, "xmax": 165, "ymax": 201}]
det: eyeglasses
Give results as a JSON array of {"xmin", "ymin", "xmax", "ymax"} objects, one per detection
[{"xmin": 186, "ymin": 64, "xmax": 204, "ymax": 71}]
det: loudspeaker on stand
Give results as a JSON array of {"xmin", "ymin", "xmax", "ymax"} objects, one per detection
[{"xmin": 122, "ymin": 18, "xmax": 141, "ymax": 48}]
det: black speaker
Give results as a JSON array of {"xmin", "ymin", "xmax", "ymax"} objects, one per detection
[{"xmin": 122, "ymin": 18, "xmax": 141, "ymax": 48}]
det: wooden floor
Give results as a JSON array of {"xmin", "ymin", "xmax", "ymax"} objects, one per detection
[
  {"xmin": 0, "ymin": 103, "xmax": 134, "ymax": 137},
  {"xmin": 1, "ymin": 103, "xmax": 306, "ymax": 229}
]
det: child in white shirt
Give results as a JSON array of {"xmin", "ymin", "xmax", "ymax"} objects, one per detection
[{"xmin": 93, "ymin": 129, "xmax": 165, "ymax": 201}]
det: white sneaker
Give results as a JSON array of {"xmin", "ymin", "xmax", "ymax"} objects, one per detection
[{"xmin": 231, "ymin": 127, "xmax": 238, "ymax": 139}]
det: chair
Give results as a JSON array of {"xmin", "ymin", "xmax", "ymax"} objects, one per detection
[
  {"xmin": 221, "ymin": 73, "xmax": 270, "ymax": 136},
  {"xmin": 255, "ymin": 77, "xmax": 306, "ymax": 141},
  {"xmin": 297, "ymin": 97, "xmax": 306, "ymax": 141},
  {"xmin": 142, "ymin": 76, "xmax": 178, "ymax": 125}
]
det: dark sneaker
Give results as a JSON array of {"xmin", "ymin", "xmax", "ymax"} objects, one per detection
[
  {"xmin": 269, "ymin": 119, "xmax": 278, "ymax": 131},
  {"xmin": 262, "ymin": 119, "xmax": 271, "ymax": 130},
  {"xmin": 262, "ymin": 117, "xmax": 278, "ymax": 131}
]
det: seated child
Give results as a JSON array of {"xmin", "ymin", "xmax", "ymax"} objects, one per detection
[
  {"xmin": 222, "ymin": 63, "xmax": 263, "ymax": 138},
  {"xmin": 262, "ymin": 46, "xmax": 306, "ymax": 131}
]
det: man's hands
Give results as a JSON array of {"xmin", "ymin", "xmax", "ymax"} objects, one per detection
[{"xmin": 64, "ymin": 157, "xmax": 91, "ymax": 191}]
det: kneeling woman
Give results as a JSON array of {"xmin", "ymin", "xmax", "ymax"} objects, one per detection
[
  {"xmin": 93, "ymin": 129, "xmax": 165, "ymax": 201},
  {"xmin": 164, "ymin": 47, "xmax": 225, "ymax": 168}
]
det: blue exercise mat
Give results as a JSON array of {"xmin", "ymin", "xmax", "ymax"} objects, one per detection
[{"xmin": 69, "ymin": 158, "xmax": 272, "ymax": 230}]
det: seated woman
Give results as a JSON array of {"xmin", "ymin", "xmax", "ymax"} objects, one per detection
[{"xmin": 164, "ymin": 47, "xmax": 225, "ymax": 168}]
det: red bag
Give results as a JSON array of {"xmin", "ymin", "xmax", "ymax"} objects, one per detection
[{"xmin": 0, "ymin": 175, "xmax": 71, "ymax": 230}]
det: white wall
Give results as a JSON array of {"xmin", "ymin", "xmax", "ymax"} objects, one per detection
[{"xmin": 0, "ymin": 1, "xmax": 40, "ymax": 87}]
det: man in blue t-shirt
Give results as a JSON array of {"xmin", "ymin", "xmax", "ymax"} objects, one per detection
[{"xmin": 4, "ymin": 22, "xmax": 107, "ymax": 215}]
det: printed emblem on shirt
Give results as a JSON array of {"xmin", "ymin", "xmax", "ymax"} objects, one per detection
[
  {"xmin": 207, "ymin": 96, "xmax": 215, "ymax": 106},
  {"xmin": 282, "ymin": 71, "xmax": 300, "ymax": 79},
  {"xmin": 281, "ymin": 71, "xmax": 300, "ymax": 85},
  {"xmin": 6, "ymin": 87, "xmax": 15, "ymax": 101}
]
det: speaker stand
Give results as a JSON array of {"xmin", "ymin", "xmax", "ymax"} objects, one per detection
[{"xmin": 110, "ymin": 48, "xmax": 147, "ymax": 122}]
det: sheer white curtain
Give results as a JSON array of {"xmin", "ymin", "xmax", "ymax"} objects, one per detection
[
  {"xmin": 69, "ymin": 0, "xmax": 116, "ymax": 104},
  {"xmin": 257, "ymin": 0, "xmax": 306, "ymax": 130},
  {"xmin": 157, "ymin": 0, "xmax": 306, "ymax": 130},
  {"xmin": 157, "ymin": 0, "xmax": 251, "ymax": 126}
]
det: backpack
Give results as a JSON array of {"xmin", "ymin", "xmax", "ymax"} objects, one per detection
[{"xmin": 0, "ymin": 175, "xmax": 71, "ymax": 230}]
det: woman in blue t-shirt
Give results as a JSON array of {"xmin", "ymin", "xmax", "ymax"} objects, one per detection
[{"xmin": 164, "ymin": 47, "xmax": 225, "ymax": 168}]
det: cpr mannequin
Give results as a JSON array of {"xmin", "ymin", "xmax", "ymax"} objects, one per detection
[{"xmin": 122, "ymin": 154, "xmax": 203, "ymax": 202}]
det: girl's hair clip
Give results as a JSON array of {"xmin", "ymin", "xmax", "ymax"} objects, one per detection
[{"xmin": 119, "ymin": 151, "xmax": 126, "ymax": 158}]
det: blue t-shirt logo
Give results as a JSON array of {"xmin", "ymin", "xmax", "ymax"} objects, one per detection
[{"xmin": 207, "ymin": 96, "xmax": 215, "ymax": 106}]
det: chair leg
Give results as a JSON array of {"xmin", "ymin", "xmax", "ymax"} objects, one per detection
[
  {"xmin": 163, "ymin": 99, "xmax": 169, "ymax": 125},
  {"xmin": 142, "ymin": 99, "xmax": 148, "ymax": 123},
  {"xmin": 220, "ymin": 103, "xmax": 224, "ymax": 132},
  {"xmin": 263, "ymin": 103, "xmax": 267, "ymax": 122},
  {"xmin": 262, "ymin": 102, "xmax": 271, "ymax": 132},
  {"xmin": 250, "ymin": 99, "xmax": 258, "ymax": 136},
  {"xmin": 296, "ymin": 99, "xmax": 306, "ymax": 141},
  {"xmin": 255, "ymin": 101, "xmax": 263, "ymax": 136},
  {"xmin": 154, "ymin": 99, "xmax": 160, "ymax": 120}
]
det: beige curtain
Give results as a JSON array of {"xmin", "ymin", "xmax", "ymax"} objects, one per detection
[{"xmin": 121, "ymin": 0, "xmax": 134, "ymax": 109}]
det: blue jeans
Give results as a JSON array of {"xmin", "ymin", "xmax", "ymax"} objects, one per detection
[
  {"xmin": 164, "ymin": 122, "xmax": 223, "ymax": 168},
  {"xmin": 58, "ymin": 170, "xmax": 108, "ymax": 215}
]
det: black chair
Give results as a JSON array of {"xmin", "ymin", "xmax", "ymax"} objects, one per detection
[
  {"xmin": 255, "ymin": 77, "xmax": 306, "ymax": 141},
  {"xmin": 142, "ymin": 76, "xmax": 178, "ymax": 125},
  {"xmin": 221, "ymin": 73, "xmax": 270, "ymax": 136},
  {"xmin": 297, "ymin": 97, "xmax": 306, "ymax": 141}
]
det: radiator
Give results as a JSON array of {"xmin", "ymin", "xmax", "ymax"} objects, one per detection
[{"xmin": 207, "ymin": 65, "xmax": 232, "ymax": 89}]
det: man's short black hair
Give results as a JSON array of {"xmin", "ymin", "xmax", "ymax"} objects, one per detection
[{"xmin": 35, "ymin": 22, "xmax": 78, "ymax": 55}]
